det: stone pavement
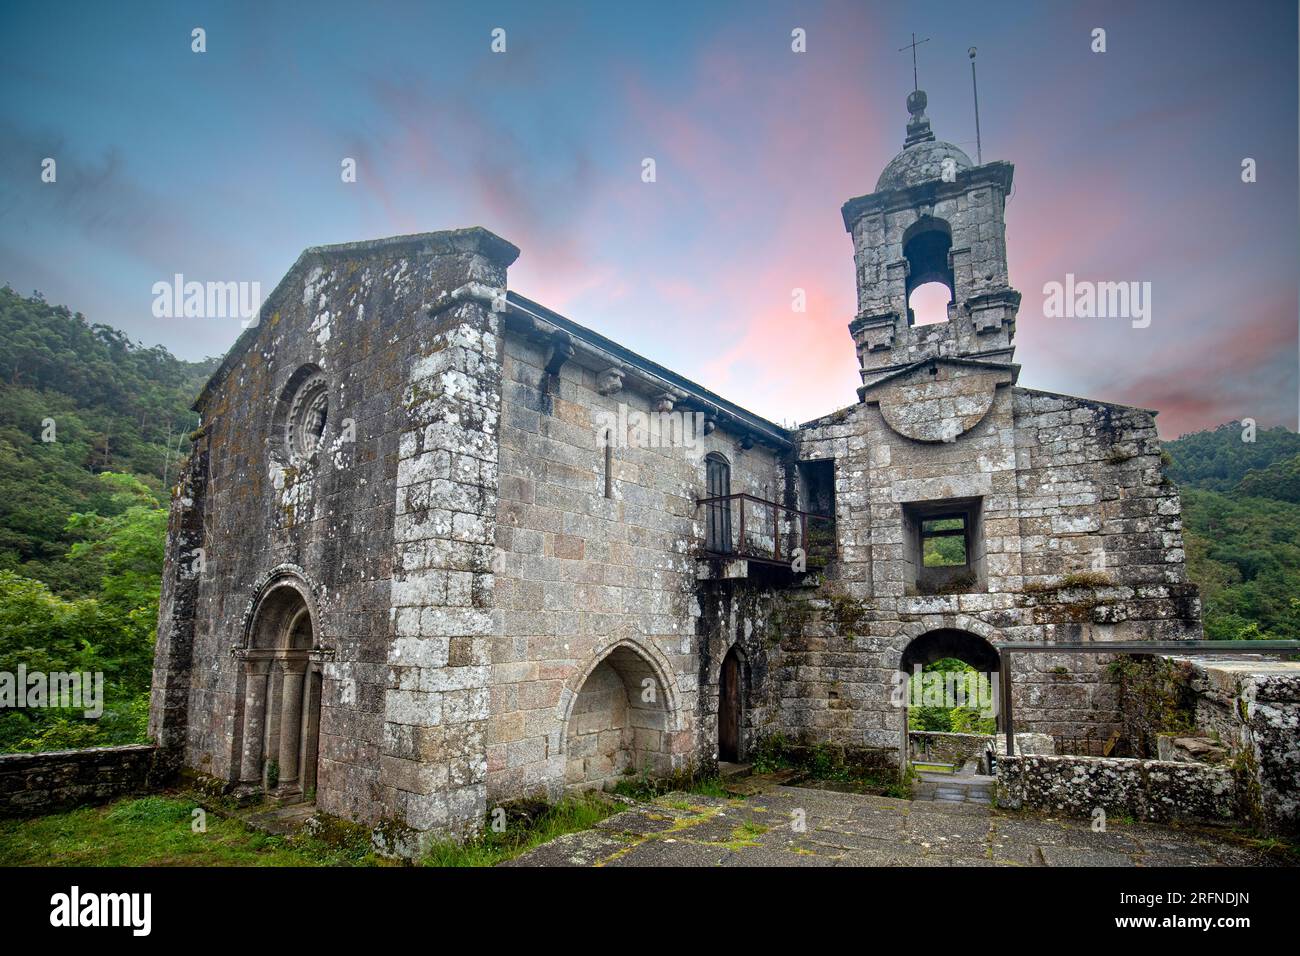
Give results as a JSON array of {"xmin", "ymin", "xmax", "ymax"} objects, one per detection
[{"xmin": 503, "ymin": 783, "xmax": 1283, "ymax": 867}]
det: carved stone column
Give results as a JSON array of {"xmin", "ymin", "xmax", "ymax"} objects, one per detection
[
  {"xmin": 238, "ymin": 659, "xmax": 272, "ymax": 786},
  {"xmin": 300, "ymin": 666, "xmax": 323, "ymax": 796},
  {"xmin": 277, "ymin": 659, "xmax": 308, "ymax": 791}
]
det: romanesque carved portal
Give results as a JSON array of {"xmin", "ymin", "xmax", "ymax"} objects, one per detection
[{"xmin": 236, "ymin": 582, "xmax": 324, "ymax": 801}]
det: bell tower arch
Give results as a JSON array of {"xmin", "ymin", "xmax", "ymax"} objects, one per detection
[{"xmin": 842, "ymin": 90, "xmax": 1021, "ymax": 392}]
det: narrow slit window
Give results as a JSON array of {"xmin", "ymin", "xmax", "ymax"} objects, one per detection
[{"xmin": 603, "ymin": 439, "xmax": 614, "ymax": 499}]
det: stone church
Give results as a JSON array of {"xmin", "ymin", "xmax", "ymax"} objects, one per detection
[{"xmin": 150, "ymin": 90, "xmax": 1199, "ymax": 852}]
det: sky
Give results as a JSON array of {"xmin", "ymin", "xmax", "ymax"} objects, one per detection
[{"xmin": 1, "ymin": 0, "xmax": 1296, "ymax": 437}]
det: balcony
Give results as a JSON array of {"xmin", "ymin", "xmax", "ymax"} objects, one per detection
[{"xmin": 695, "ymin": 493, "xmax": 834, "ymax": 575}]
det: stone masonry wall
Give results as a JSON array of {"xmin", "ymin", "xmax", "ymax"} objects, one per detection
[
  {"xmin": 0, "ymin": 745, "xmax": 158, "ymax": 817},
  {"xmin": 909, "ymin": 731, "xmax": 994, "ymax": 766},
  {"xmin": 1120, "ymin": 654, "xmax": 1300, "ymax": 832},
  {"xmin": 377, "ymin": 275, "xmax": 510, "ymax": 851},
  {"xmin": 695, "ymin": 580, "xmax": 785, "ymax": 764},
  {"xmin": 996, "ymin": 753, "xmax": 1237, "ymax": 826},
  {"xmin": 148, "ymin": 440, "xmax": 208, "ymax": 780},
  {"xmin": 778, "ymin": 381, "xmax": 1198, "ymax": 761},
  {"xmin": 847, "ymin": 166, "xmax": 1015, "ymax": 372},
  {"xmin": 155, "ymin": 229, "xmax": 517, "ymax": 842},
  {"xmin": 487, "ymin": 329, "xmax": 784, "ymax": 802}
]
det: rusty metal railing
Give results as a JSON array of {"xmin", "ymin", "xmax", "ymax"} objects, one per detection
[{"xmin": 696, "ymin": 492, "xmax": 833, "ymax": 568}]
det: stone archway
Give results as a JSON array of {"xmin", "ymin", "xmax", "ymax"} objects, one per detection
[
  {"xmin": 898, "ymin": 628, "xmax": 1001, "ymax": 732},
  {"xmin": 900, "ymin": 628, "xmax": 1000, "ymax": 675},
  {"xmin": 898, "ymin": 628, "xmax": 1001, "ymax": 790},
  {"xmin": 235, "ymin": 575, "xmax": 324, "ymax": 802},
  {"xmin": 562, "ymin": 643, "xmax": 675, "ymax": 791}
]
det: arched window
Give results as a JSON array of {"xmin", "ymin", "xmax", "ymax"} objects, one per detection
[
  {"xmin": 705, "ymin": 453, "xmax": 732, "ymax": 554},
  {"xmin": 909, "ymin": 281, "xmax": 952, "ymax": 326},
  {"xmin": 903, "ymin": 217, "xmax": 954, "ymax": 326}
]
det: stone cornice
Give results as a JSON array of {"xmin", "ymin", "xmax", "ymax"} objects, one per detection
[
  {"xmin": 504, "ymin": 292, "xmax": 793, "ymax": 451},
  {"xmin": 841, "ymin": 161, "xmax": 1015, "ymax": 232},
  {"xmin": 858, "ymin": 354, "xmax": 1020, "ymax": 402}
]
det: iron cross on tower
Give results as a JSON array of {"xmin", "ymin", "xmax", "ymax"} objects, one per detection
[{"xmin": 898, "ymin": 32, "xmax": 930, "ymax": 91}]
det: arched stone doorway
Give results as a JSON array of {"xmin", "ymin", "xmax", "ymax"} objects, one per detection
[
  {"xmin": 900, "ymin": 628, "xmax": 1000, "ymax": 675},
  {"xmin": 718, "ymin": 645, "xmax": 746, "ymax": 763},
  {"xmin": 563, "ymin": 643, "xmax": 673, "ymax": 791},
  {"xmin": 235, "ymin": 579, "xmax": 324, "ymax": 802},
  {"xmin": 898, "ymin": 628, "xmax": 1001, "ymax": 783}
]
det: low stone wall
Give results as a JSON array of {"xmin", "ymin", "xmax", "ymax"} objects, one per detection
[
  {"xmin": 911, "ymin": 731, "xmax": 1056, "ymax": 766},
  {"xmin": 909, "ymin": 732, "xmax": 989, "ymax": 766},
  {"xmin": 0, "ymin": 744, "xmax": 158, "ymax": 816},
  {"xmin": 996, "ymin": 753, "xmax": 1238, "ymax": 825},
  {"xmin": 1118, "ymin": 653, "xmax": 1300, "ymax": 831}
]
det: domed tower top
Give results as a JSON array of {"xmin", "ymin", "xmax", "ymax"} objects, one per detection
[
  {"xmin": 876, "ymin": 90, "xmax": 973, "ymax": 191},
  {"xmin": 841, "ymin": 88, "xmax": 1020, "ymax": 395}
]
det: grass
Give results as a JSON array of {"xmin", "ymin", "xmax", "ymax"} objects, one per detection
[
  {"xmin": 912, "ymin": 761, "xmax": 955, "ymax": 774},
  {"xmin": 0, "ymin": 790, "xmax": 627, "ymax": 868},
  {"xmin": 0, "ymin": 795, "xmax": 384, "ymax": 867},
  {"xmin": 610, "ymin": 769, "xmax": 729, "ymax": 802},
  {"xmin": 727, "ymin": 820, "xmax": 769, "ymax": 848},
  {"xmin": 421, "ymin": 792, "xmax": 625, "ymax": 867},
  {"xmin": 1217, "ymin": 828, "xmax": 1300, "ymax": 865},
  {"xmin": 750, "ymin": 735, "xmax": 915, "ymax": 799}
]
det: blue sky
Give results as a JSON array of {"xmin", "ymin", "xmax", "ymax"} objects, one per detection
[{"xmin": 1, "ymin": 0, "xmax": 1296, "ymax": 435}]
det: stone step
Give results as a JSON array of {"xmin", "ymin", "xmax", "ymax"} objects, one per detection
[
  {"xmin": 915, "ymin": 771, "xmax": 995, "ymax": 804},
  {"xmin": 239, "ymin": 802, "xmax": 317, "ymax": 836},
  {"xmin": 717, "ymin": 761, "xmax": 752, "ymax": 781},
  {"xmin": 723, "ymin": 768, "xmax": 800, "ymax": 796},
  {"xmin": 912, "ymin": 761, "xmax": 958, "ymax": 774}
]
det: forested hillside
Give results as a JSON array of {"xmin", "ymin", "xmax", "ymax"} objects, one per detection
[
  {"xmin": 1163, "ymin": 422, "xmax": 1300, "ymax": 497},
  {"xmin": 0, "ymin": 287, "xmax": 218, "ymax": 750},
  {"xmin": 1163, "ymin": 423, "xmax": 1300, "ymax": 641}
]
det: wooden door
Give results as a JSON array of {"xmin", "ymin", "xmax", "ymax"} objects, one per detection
[{"xmin": 719, "ymin": 649, "xmax": 741, "ymax": 761}]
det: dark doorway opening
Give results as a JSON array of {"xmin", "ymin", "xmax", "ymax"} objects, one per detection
[
  {"xmin": 797, "ymin": 458, "xmax": 837, "ymax": 565},
  {"xmin": 719, "ymin": 646, "xmax": 743, "ymax": 762}
]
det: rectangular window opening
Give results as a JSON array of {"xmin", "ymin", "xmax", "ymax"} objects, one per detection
[
  {"xmin": 903, "ymin": 498, "xmax": 985, "ymax": 595},
  {"xmin": 921, "ymin": 515, "xmax": 967, "ymax": 567},
  {"xmin": 797, "ymin": 458, "xmax": 837, "ymax": 567}
]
